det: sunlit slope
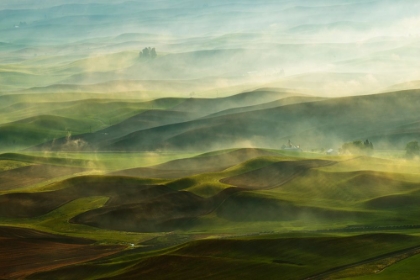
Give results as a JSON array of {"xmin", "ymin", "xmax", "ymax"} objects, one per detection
[
  {"xmin": 3, "ymin": 152, "xmax": 420, "ymax": 234},
  {"xmin": 0, "ymin": 152, "xmax": 93, "ymax": 167},
  {"xmin": 111, "ymin": 156, "xmax": 420, "ymax": 231},
  {"xmin": 0, "ymin": 98, "xmax": 153, "ymax": 127},
  {"xmin": 0, "ymin": 176, "xmax": 171, "ymax": 218},
  {"xmin": 104, "ymin": 90, "xmax": 420, "ymax": 152},
  {"xmin": 111, "ymin": 148, "xmax": 282, "ymax": 179},
  {"xmin": 0, "ymin": 152, "xmax": 97, "ymax": 191},
  {"xmin": 2, "ymin": 150, "xmax": 420, "ymax": 280}
]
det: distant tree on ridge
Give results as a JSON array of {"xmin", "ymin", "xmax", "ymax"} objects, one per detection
[
  {"xmin": 139, "ymin": 47, "xmax": 157, "ymax": 59},
  {"xmin": 342, "ymin": 139, "xmax": 373, "ymax": 155}
]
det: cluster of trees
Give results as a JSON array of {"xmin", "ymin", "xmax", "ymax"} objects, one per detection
[
  {"xmin": 139, "ymin": 47, "xmax": 157, "ymax": 59},
  {"xmin": 342, "ymin": 139, "xmax": 374, "ymax": 155},
  {"xmin": 339, "ymin": 139, "xmax": 420, "ymax": 159}
]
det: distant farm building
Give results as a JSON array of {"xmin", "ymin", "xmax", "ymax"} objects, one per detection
[
  {"xmin": 281, "ymin": 140, "xmax": 301, "ymax": 151},
  {"xmin": 326, "ymin": 149, "xmax": 338, "ymax": 155}
]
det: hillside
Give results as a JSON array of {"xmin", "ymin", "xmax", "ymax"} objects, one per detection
[
  {"xmin": 104, "ymin": 90, "xmax": 420, "ymax": 152},
  {"xmin": 111, "ymin": 148, "xmax": 282, "ymax": 179},
  {"xmin": 30, "ymin": 89, "xmax": 307, "ymax": 151}
]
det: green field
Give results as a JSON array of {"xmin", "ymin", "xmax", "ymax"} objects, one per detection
[
  {"xmin": 2, "ymin": 0, "xmax": 420, "ymax": 278},
  {"xmin": 2, "ymin": 147, "xmax": 420, "ymax": 278}
]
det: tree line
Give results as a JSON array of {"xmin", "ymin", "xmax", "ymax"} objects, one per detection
[{"xmin": 341, "ymin": 139, "xmax": 374, "ymax": 155}]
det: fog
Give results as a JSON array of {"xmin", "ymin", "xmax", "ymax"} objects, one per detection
[{"xmin": 0, "ymin": 0, "xmax": 419, "ymax": 97}]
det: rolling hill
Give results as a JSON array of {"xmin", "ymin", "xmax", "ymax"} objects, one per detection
[
  {"xmin": 30, "ymin": 88, "xmax": 307, "ymax": 151},
  {"xmin": 0, "ymin": 115, "xmax": 91, "ymax": 151},
  {"xmin": 110, "ymin": 148, "xmax": 282, "ymax": 179},
  {"xmin": 102, "ymin": 90, "xmax": 420, "ymax": 152},
  {"xmin": 19, "ymin": 89, "xmax": 417, "ymax": 153}
]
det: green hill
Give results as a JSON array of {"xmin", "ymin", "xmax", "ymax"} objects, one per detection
[
  {"xmin": 111, "ymin": 148, "xmax": 282, "ymax": 179},
  {"xmin": 105, "ymin": 90, "xmax": 420, "ymax": 152},
  {"xmin": 0, "ymin": 115, "xmax": 91, "ymax": 151},
  {"xmin": 29, "ymin": 89, "xmax": 305, "ymax": 151}
]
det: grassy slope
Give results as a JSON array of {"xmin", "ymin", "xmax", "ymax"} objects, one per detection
[
  {"xmin": 0, "ymin": 97, "xmax": 185, "ymax": 151},
  {"xmin": 0, "ymin": 115, "xmax": 92, "ymax": 151},
  {"xmin": 2, "ymin": 150, "xmax": 420, "ymax": 222},
  {"xmin": 2, "ymin": 150, "xmax": 420, "ymax": 235},
  {"xmin": 0, "ymin": 196, "xmax": 156, "ymax": 244},
  {"xmin": 111, "ymin": 148, "xmax": 283, "ymax": 179},
  {"xmin": 27, "ymin": 233, "xmax": 420, "ymax": 280},
  {"xmin": 343, "ymin": 253, "xmax": 420, "ymax": 279}
]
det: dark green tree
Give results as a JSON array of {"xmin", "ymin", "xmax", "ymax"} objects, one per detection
[
  {"xmin": 342, "ymin": 139, "xmax": 373, "ymax": 155},
  {"xmin": 150, "ymin": 48, "xmax": 157, "ymax": 58},
  {"xmin": 139, "ymin": 47, "xmax": 157, "ymax": 59}
]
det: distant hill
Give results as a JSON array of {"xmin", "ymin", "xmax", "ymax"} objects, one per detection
[
  {"xmin": 30, "ymin": 89, "xmax": 306, "ymax": 151},
  {"xmin": 103, "ymin": 90, "xmax": 420, "ymax": 152},
  {"xmin": 386, "ymin": 80, "xmax": 420, "ymax": 92},
  {"xmin": 204, "ymin": 95, "xmax": 324, "ymax": 118}
]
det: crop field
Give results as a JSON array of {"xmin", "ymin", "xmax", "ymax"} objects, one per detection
[{"xmin": 2, "ymin": 0, "xmax": 420, "ymax": 279}]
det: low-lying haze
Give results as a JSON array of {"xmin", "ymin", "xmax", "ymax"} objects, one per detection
[{"xmin": 1, "ymin": 0, "xmax": 420, "ymax": 97}]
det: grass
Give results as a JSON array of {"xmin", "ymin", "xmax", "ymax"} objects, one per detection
[
  {"xmin": 0, "ymin": 96, "xmax": 185, "ymax": 129},
  {"xmin": 0, "ymin": 115, "xmax": 92, "ymax": 151},
  {"xmin": 2, "ymin": 149, "xmax": 420, "ymax": 278},
  {"xmin": 0, "ymin": 152, "xmax": 94, "ymax": 168},
  {"xmin": 21, "ymin": 151, "xmax": 200, "ymax": 170},
  {"xmin": 343, "ymin": 252, "xmax": 420, "ymax": 279},
  {"xmin": 0, "ymin": 159, "xmax": 31, "ymax": 171},
  {"xmin": 0, "ymin": 196, "xmax": 158, "ymax": 244},
  {"xmin": 28, "ymin": 233, "xmax": 420, "ymax": 280}
]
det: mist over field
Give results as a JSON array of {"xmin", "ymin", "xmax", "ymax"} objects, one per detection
[
  {"xmin": 1, "ymin": 0, "xmax": 420, "ymax": 97},
  {"xmin": 2, "ymin": 1, "xmax": 420, "ymax": 279}
]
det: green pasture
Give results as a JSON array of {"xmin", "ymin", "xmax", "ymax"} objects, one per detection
[{"xmin": 0, "ymin": 196, "xmax": 158, "ymax": 244}]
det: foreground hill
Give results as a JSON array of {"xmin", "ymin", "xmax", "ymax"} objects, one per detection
[
  {"xmin": 2, "ymin": 149, "xmax": 420, "ymax": 278},
  {"xmin": 27, "ymin": 233, "xmax": 420, "ymax": 280},
  {"xmin": 0, "ymin": 226, "xmax": 122, "ymax": 279},
  {"xmin": 3, "ymin": 151, "xmax": 420, "ymax": 234}
]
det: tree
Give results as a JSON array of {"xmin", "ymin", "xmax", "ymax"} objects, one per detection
[
  {"xmin": 405, "ymin": 141, "xmax": 419, "ymax": 158},
  {"xmin": 342, "ymin": 139, "xmax": 373, "ymax": 155},
  {"xmin": 150, "ymin": 48, "xmax": 157, "ymax": 59},
  {"xmin": 139, "ymin": 47, "xmax": 157, "ymax": 59}
]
